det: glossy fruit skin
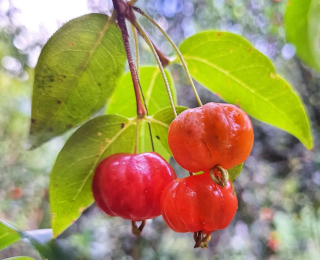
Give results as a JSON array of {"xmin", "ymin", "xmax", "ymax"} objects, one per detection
[
  {"xmin": 168, "ymin": 102, "xmax": 254, "ymax": 173},
  {"xmin": 161, "ymin": 173, "xmax": 237, "ymax": 234},
  {"xmin": 92, "ymin": 152, "xmax": 177, "ymax": 222}
]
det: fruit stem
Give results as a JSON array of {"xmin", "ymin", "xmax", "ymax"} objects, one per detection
[
  {"xmin": 209, "ymin": 165, "xmax": 229, "ymax": 187},
  {"xmin": 109, "ymin": 9, "xmax": 118, "ymax": 24},
  {"xmin": 132, "ymin": 20, "xmax": 177, "ymax": 118},
  {"xmin": 194, "ymin": 231, "xmax": 212, "ymax": 249},
  {"xmin": 131, "ymin": 25, "xmax": 155, "ymax": 151},
  {"xmin": 132, "ymin": 6, "xmax": 203, "ymax": 107},
  {"xmin": 131, "ymin": 220, "xmax": 146, "ymax": 236},
  {"xmin": 131, "ymin": 24, "xmax": 140, "ymax": 76},
  {"xmin": 112, "ymin": 0, "xmax": 146, "ymax": 118},
  {"xmin": 134, "ymin": 119, "xmax": 140, "ymax": 154},
  {"xmin": 193, "ymin": 231, "xmax": 202, "ymax": 248}
]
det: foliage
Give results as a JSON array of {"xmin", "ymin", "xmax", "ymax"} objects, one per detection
[
  {"xmin": 228, "ymin": 164, "xmax": 243, "ymax": 183},
  {"xmin": 179, "ymin": 31, "xmax": 312, "ymax": 149},
  {"xmin": 0, "ymin": 220, "xmax": 75, "ymax": 260},
  {"xmin": 29, "ymin": 14, "xmax": 126, "ymax": 148},
  {"xmin": 285, "ymin": 0, "xmax": 320, "ymax": 73},
  {"xmin": 0, "ymin": 221, "xmax": 21, "ymax": 251},
  {"xmin": 3, "ymin": 257, "xmax": 36, "ymax": 260},
  {"xmin": 50, "ymin": 115, "xmax": 136, "ymax": 237},
  {"xmin": 106, "ymin": 66, "xmax": 178, "ymax": 159}
]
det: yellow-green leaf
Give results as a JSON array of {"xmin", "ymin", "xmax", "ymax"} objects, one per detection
[
  {"xmin": 179, "ymin": 31, "xmax": 313, "ymax": 149},
  {"xmin": 148, "ymin": 107, "xmax": 188, "ymax": 154},
  {"xmin": 106, "ymin": 66, "xmax": 177, "ymax": 160},
  {"xmin": 29, "ymin": 14, "xmax": 126, "ymax": 148},
  {"xmin": 0, "ymin": 220, "xmax": 20, "ymax": 251},
  {"xmin": 3, "ymin": 257, "xmax": 36, "ymax": 260},
  {"xmin": 106, "ymin": 66, "xmax": 176, "ymax": 117},
  {"xmin": 50, "ymin": 115, "xmax": 136, "ymax": 237},
  {"xmin": 285, "ymin": 0, "xmax": 320, "ymax": 73},
  {"xmin": 228, "ymin": 163, "xmax": 243, "ymax": 183}
]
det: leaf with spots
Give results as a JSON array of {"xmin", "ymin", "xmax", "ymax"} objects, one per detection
[
  {"xmin": 29, "ymin": 13, "xmax": 126, "ymax": 148},
  {"xmin": 285, "ymin": 0, "xmax": 320, "ymax": 73},
  {"xmin": 106, "ymin": 66, "xmax": 177, "ymax": 160},
  {"xmin": 179, "ymin": 31, "xmax": 313, "ymax": 149},
  {"xmin": 50, "ymin": 115, "xmax": 136, "ymax": 237}
]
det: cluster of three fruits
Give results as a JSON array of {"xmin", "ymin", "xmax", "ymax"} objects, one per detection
[{"xmin": 92, "ymin": 103, "xmax": 254, "ymax": 247}]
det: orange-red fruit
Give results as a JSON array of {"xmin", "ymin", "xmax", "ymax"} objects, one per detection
[
  {"xmin": 92, "ymin": 152, "xmax": 177, "ymax": 221},
  {"xmin": 161, "ymin": 173, "xmax": 237, "ymax": 234},
  {"xmin": 168, "ymin": 102, "xmax": 254, "ymax": 172}
]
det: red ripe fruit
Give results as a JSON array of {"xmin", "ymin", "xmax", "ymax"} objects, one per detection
[
  {"xmin": 168, "ymin": 102, "xmax": 254, "ymax": 173},
  {"xmin": 161, "ymin": 173, "xmax": 237, "ymax": 248},
  {"xmin": 92, "ymin": 152, "xmax": 177, "ymax": 222}
]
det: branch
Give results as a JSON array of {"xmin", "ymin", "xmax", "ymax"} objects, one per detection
[{"xmin": 112, "ymin": 0, "xmax": 146, "ymax": 118}]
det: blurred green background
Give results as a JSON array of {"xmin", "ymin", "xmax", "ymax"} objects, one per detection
[{"xmin": 1, "ymin": 0, "xmax": 320, "ymax": 259}]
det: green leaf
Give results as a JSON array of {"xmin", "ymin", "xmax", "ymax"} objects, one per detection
[
  {"xmin": 147, "ymin": 107, "xmax": 188, "ymax": 154},
  {"xmin": 3, "ymin": 257, "xmax": 36, "ymax": 260},
  {"xmin": 0, "ymin": 220, "xmax": 20, "ymax": 251},
  {"xmin": 106, "ymin": 66, "xmax": 177, "ymax": 159},
  {"xmin": 179, "ymin": 31, "xmax": 313, "ymax": 149},
  {"xmin": 138, "ymin": 121, "xmax": 171, "ymax": 161},
  {"xmin": 22, "ymin": 234, "xmax": 72, "ymax": 260},
  {"xmin": 0, "ymin": 220, "xmax": 74, "ymax": 260},
  {"xmin": 228, "ymin": 163, "xmax": 243, "ymax": 183},
  {"xmin": 50, "ymin": 115, "xmax": 136, "ymax": 237},
  {"xmin": 29, "ymin": 13, "xmax": 126, "ymax": 148},
  {"xmin": 285, "ymin": 0, "xmax": 320, "ymax": 73},
  {"xmin": 23, "ymin": 229, "xmax": 77, "ymax": 260},
  {"xmin": 106, "ymin": 66, "xmax": 176, "ymax": 117}
]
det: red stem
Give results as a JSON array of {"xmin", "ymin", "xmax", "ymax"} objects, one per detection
[{"xmin": 112, "ymin": 0, "xmax": 146, "ymax": 118}]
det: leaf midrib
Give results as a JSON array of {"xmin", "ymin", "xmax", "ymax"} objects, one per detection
[
  {"xmin": 0, "ymin": 232, "xmax": 14, "ymax": 241},
  {"xmin": 146, "ymin": 117, "xmax": 169, "ymax": 128}
]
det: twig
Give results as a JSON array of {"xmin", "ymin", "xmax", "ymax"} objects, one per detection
[{"xmin": 112, "ymin": 0, "xmax": 146, "ymax": 118}]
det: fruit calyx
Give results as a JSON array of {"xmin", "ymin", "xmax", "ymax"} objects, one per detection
[
  {"xmin": 131, "ymin": 220, "xmax": 146, "ymax": 236},
  {"xmin": 209, "ymin": 165, "xmax": 229, "ymax": 187},
  {"xmin": 193, "ymin": 231, "xmax": 212, "ymax": 249}
]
